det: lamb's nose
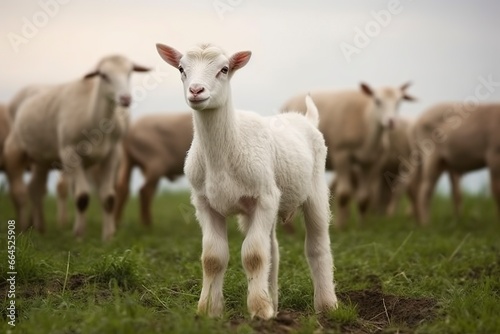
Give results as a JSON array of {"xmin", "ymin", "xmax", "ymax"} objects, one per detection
[
  {"xmin": 189, "ymin": 85, "xmax": 205, "ymax": 95},
  {"xmin": 119, "ymin": 94, "xmax": 132, "ymax": 107}
]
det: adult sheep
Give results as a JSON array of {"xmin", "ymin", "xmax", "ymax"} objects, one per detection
[
  {"xmin": 114, "ymin": 112, "xmax": 193, "ymax": 226},
  {"xmin": 156, "ymin": 43, "xmax": 338, "ymax": 319},
  {"xmin": 0, "ymin": 104, "xmax": 9, "ymax": 171},
  {"xmin": 4, "ymin": 55, "xmax": 150, "ymax": 240},
  {"xmin": 373, "ymin": 116, "xmax": 419, "ymax": 217},
  {"xmin": 412, "ymin": 102, "xmax": 498, "ymax": 225},
  {"xmin": 281, "ymin": 84, "xmax": 416, "ymax": 228}
]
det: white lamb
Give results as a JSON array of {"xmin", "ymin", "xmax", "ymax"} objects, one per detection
[{"xmin": 156, "ymin": 43, "xmax": 338, "ymax": 320}]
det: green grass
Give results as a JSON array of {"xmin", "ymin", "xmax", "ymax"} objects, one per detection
[{"xmin": 0, "ymin": 191, "xmax": 499, "ymax": 333}]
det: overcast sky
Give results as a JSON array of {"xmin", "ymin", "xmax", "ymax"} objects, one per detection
[{"xmin": 1, "ymin": 0, "xmax": 500, "ymax": 193}]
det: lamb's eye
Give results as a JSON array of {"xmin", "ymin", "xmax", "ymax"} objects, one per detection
[
  {"xmin": 374, "ymin": 98, "xmax": 382, "ymax": 107},
  {"xmin": 220, "ymin": 66, "xmax": 229, "ymax": 74},
  {"xmin": 178, "ymin": 66, "xmax": 184, "ymax": 74}
]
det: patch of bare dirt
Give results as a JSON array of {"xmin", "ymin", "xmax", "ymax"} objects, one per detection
[
  {"xmin": 335, "ymin": 289, "xmax": 437, "ymax": 333},
  {"xmin": 228, "ymin": 288, "xmax": 437, "ymax": 334}
]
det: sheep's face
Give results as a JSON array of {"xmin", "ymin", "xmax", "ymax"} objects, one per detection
[
  {"xmin": 360, "ymin": 82, "xmax": 416, "ymax": 129},
  {"xmin": 83, "ymin": 56, "xmax": 150, "ymax": 107},
  {"xmin": 156, "ymin": 43, "xmax": 251, "ymax": 111}
]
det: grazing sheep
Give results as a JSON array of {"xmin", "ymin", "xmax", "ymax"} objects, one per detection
[
  {"xmin": 156, "ymin": 43, "xmax": 338, "ymax": 319},
  {"xmin": 0, "ymin": 104, "xmax": 9, "ymax": 171},
  {"xmin": 281, "ymin": 84, "xmax": 416, "ymax": 228},
  {"xmin": 4, "ymin": 55, "xmax": 150, "ymax": 240},
  {"xmin": 114, "ymin": 112, "xmax": 193, "ymax": 226},
  {"xmin": 412, "ymin": 102, "xmax": 497, "ymax": 225}
]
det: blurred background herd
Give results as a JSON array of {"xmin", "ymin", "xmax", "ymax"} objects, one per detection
[{"xmin": 1, "ymin": 0, "xmax": 500, "ymax": 217}]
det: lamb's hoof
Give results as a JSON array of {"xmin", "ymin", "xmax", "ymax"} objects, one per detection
[
  {"xmin": 315, "ymin": 298, "xmax": 339, "ymax": 313},
  {"xmin": 197, "ymin": 299, "xmax": 224, "ymax": 318},
  {"xmin": 249, "ymin": 298, "xmax": 275, "ymax": 320}
]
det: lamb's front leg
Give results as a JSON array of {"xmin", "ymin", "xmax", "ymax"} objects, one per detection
[
  {"xmin": 242, "ymin": 194, "xmax": 279, "ymax": 320},
  {"xmin": 193, "ymin": 195, "xmax": 229, "ymax": 318}
]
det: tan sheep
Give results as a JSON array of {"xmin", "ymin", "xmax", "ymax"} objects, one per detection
[
  {"xmin": 281, "ymin": 83, "xmax": 415, "ymax": 228},
  {"xmin": 374, "ymin": 116, "xmax": 419, "ymax": 217},
  {"xmin": 411, "ymin": 102, "xmax": 494, "ymax": 225},
  {"xmin": 4, "ymin": 55, "xmax": 150, "ymax": 240},
  {"xmin": 114, "ymin": 112, "xmax": 193, "ymax": 226},
  {"xmin": 0, "ymin": 104, "xmax": 9, "ymax": 171}
]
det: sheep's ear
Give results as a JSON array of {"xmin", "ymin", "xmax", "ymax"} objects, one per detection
[
  {"xmin": 400, "ymin": 82, "xmax": 416, "ymax": 101},
  {"xmin": 83, "ymin": 70, "xmax": 99, "ymax": 79},
  {"xmin": 133, "ymin": 64, "xmax": 151, "ymax": 72},
  {"xmin": 400, "ymin": 81, "xmax": 412, "ymax": 91},
  {"xmin": 403, "ymin": 93, "xmax": 417, "ymax": 102},
  {"xmin": 156, "ymin": 43, "xmax": 183, "ymax": 68},
  {"xmin": 360, "ymin": 82, "xmax": 374, "ymax": 96},
  {"xmin": 229, "ymin": 51, "xmax": 252, "ymax": 72}
]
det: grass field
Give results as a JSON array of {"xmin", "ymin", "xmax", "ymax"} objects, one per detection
[{"xmin": 0, "ymin": 191, "xmax": 499, "ymax": 333}]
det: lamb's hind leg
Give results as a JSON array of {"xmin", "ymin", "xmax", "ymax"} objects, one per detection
[
  {"xmin": 241, "ymin": 192, "xmax": 280, "ymax": 320},
  {"xmin": 303, "ymin": 176, "xmax": 338, "ymax": 313},
  {"xmin": 193, "ymin": 194, "xmax": 228, "ymax": 318},
  {"xmin": 269, "ymin": 225, "xmax": 279, "ymax": 313}
]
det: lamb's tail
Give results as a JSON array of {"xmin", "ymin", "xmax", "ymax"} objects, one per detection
[{"xmin": 305, "ymin": 93, "xmax": 319, "ymax": 128}]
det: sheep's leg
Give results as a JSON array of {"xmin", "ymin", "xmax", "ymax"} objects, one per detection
[
  {"xmin": 4, "ymin": 136, "xmax": 30, "ymax": 230},
  {"xmin": 329, "ymin": 174, "xmax": 337, "ymax": 196},
  {"xmin": 332, "ymin": 152, "xmax": 352, "ymax": 228},
  {"xmin": 28, "ymin": 164, "xmax": 49, "ymax": 233},
  {"xmin": 449, "ymin": 171, "xmax": 462, "ymax": 218},
  {"xmin": 193, "ymin": 194, "xmax": 228, "ymax": 318},
  {"xmin": 404, "ymin": 160, "xmax": 421, "ymax": 219},
  {"xmin": 95, "ymin": 150, "xmax": 120, "ymax": 241},
  {"xmin": 356, "ymin": 163, "xmax": 382, "ymax": 221},
  {"xmin": 139, "ymin": 175, "xmax": 160, "ymax": 226},
  {"xmin": 385, "ymin": 172, "xmax": 409, "ymax": 217},
  {"xmin": 303, "ymin": 177, "xmax": 338, "ymax": 313},
  {"xmin": 56, "ymin": 173, "xmax": 69, "ymax": 227},
  {"xmin": 490, "ymin": 173, "xmax": 500, "ymax": 218},
  {"xmin": 114, "ymin": 153, "xmax": 133, "ymax": 226},
  {"xmin": 241, "ymin": 193, "xmax": 279, "ymax": 320},
  {"xmin": 70, "ymin": 167, "xmax": 91, "ymax": 239},
  {"xmin": 487, "ymin": 152, "xmax": 500, "ymax": 218},
  {"xmin": 417, "ymin": 154, "xmax": 443, "ymax": 225}
]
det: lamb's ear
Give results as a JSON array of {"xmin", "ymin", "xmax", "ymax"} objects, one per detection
[
  {"xmin": 229, "ymin": 51, "xmax": 252, "ymax": 72},
  {"xmin": 360, "ymin": 82, "xmax": 374, "ymax": 96},
  {"xmin": 133, "ymin": 64, "xmax": 151, "ymax": 72},
  {"xmin": 83, "ymin": 70, "xmax": 99, "ymax": 79},
  {"xmin": 156, "ymin": 43, "xmax": 183, "ymax": 68}
]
